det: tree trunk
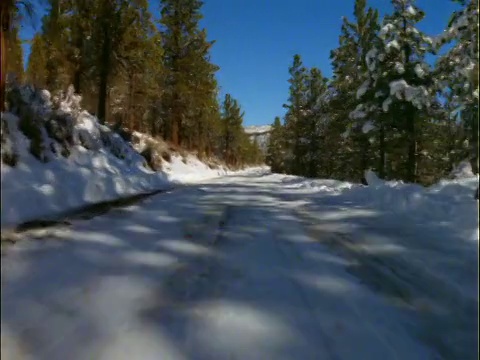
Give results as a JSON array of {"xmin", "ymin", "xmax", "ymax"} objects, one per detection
[
  {"xmin": 171, "ymin": 92, "xmax": 180, "ymax": 146},
  {"xmin": 468, "ymin": 107, "xmax": 478, "ymax": 174},
  {"xmin": 127, "ymin": 72, "xmax": 134, "ymax": 130},
  {"xmin": 97, "ymin": 22, "xmax": 111, "ymax": 125},
  {"xmin": 72, "ymin": 15, "xmax": 85, "ymax": 94},
  {"xmin": 73, "ymin": 70, "xmax": 82, "ymax": 94},
  {"xmin": 402, "ymin": 15, "xmax": 417, "ymax": 183},
  {"xmin": 0, "ymin": 3, "xmax": 10, "ymax": 112},
  {"xmin": 406, "ymin": 106, "xmax": 417, "ymax": 183},
  {"xmin": 197, "ymin": 110, "xmax": 204, "ymax": 154},
  {"xmin": 149, "ymin": 104, "xmax": 157, "ymax": 136},
  {"xmin": 379, "ymin": 123, "xmax": 386, "ymax": 179},
  {"xmin": 360, "ymin": 133, "xmax": 369, "ymax": 181}
]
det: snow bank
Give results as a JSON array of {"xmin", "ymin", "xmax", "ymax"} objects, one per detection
[
  {"xmin": 1, "ymin": 109, "xmax": 171, "ymax": 228},
  {"xmin": 449, "ymin": 160, "xmax": 474, "ymax": 179},
  {"xmin": 276, "ymin": 169, "xmax": 478, "ymax": 242},
  {"xmin": 360, "ymin": 171, "xmax": 477, "ymax": 232},
  {"xmin": 1, "ymin": 85, "xmax": 252, "ymax": 229},
  {"xmin": 130, "ymin": 131, "xmax": 234, "ymax": 184},
  {"xmin": 341, "ymin": 170, "xmax": 477, "ymax": 242},
  {"xmin": 162, "ymin": 155, "xmax": 229, "ymax": 184},
  {"xmin": 283, "ymin": 177, "xmax": 355, "ymax": 194}
]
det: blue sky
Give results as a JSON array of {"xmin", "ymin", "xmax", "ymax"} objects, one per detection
[{"xmin": 20, "ymin": 0, "xmax": 460, "ymax": 126}]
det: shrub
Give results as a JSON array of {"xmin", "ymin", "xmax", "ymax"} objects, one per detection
[
  {"xmin": 2, "ymin": 151, "xmax": 18, "ymax": 166},
  {"xmin": 18, "ymin": 111, "xmax": 45, "ymax": 161},
  {"xmin": 162, "ymin": 151, "xmax": 172, "ymax": 163},
  {"xmin": 61, "ymin": 147, "xmax": 70, "ymax": 158},
  {"xmin": 141, "ymin": 146, "xmax": 163, "ymax": 171}
]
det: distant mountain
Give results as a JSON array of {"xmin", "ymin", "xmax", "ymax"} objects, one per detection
[{"xmin": 244, "ymin": 125, "xmax": 272, "ymax": 153}]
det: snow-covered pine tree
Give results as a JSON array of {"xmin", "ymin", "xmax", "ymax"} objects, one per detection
[
  {"xmin": 353, "ymin": 0, "xmax": 437, "ymax": 182},
  {"xmin": 435, "ymin": 0, "xmax": 478, "ymax": 174},
  {"xmin": 330, "ymin": 0, "xmax": 379, "ymax": 181}
]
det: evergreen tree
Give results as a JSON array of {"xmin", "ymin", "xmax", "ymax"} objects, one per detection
[
  {"xmin": 159, "ymin": 0, "xmax": 220, "ymax": 148},
  {"xmin": 353, "ymin": 0, "xmax": 436, "ymax": 182},
  {"xmin": 26, "ymin": 34, "xmax": 48, "ymax": 87},
  {"xmin": 283, "ymin": 54, "xmax": 308, "ymax": 175},
  {"xmin": 220, "ymin": 93, "xmax": 244, "ymax": 166},
  {"xmin": 266, "ymin": 116, "xmax": 286, "ymax": 173},
  {"xmin": 330, "ymin": 0, "xmax": 379, "ymax": 181},
  {"xmin": 299, "ymin": 67, "xmax": 328, "ymax": 177},
  {"xmin": 67, "ymin": 0, "xmax": 95, "ymax": 95},
  {"xmin": 435, "ymin": 0, "xmax": 478, "ymax": 173},
  {"xmin": 93, "ymin": 0, "xmax": 139, "ymax": 124},
  {"xmin": 5, "ymin": 26, "xmax": 24, "ymax": 83},
  {"xmin": 113, "ymin": 0, "xmax": 163, "ymax": 132},
  {"xmin": 41, "ymin": 0, "xmax": 72, "ymax": 91},
  {"xmin": 1, "ymin": 0, "xmax": 33, "ymax": 110}
]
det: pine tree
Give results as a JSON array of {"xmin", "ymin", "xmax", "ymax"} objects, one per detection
[
  {"xmin": 40, "ymin": 0, "xmax": 72, "ymax": 92},
  {"xmin": 1, "ymin": 0, "xmax": 33, "ymax": 110},
  {"xmin": 299, "ymin": 67, "xmax": 328, "ymax": 177},
  {"xmin": 283, "ymin": 54, "xmax": 308, "ymax": 175},
  {"xmin": 266, "ymin": 116, "xmax": 286, "ymax": 173},
  {"xmin": 26, "ymin": 34, "xmax": 48, "ymax": 87},
  {"xmin": 330, "ymin": 0, "xmax": 379, "ymax": 181},
  {"xmin": 5, "ymin": 26, "xmax": 24, "ymax": 83},
  {"xmin": 353, "ymin": 0, "xmax": 436, "ymax": 182},
  {"xmin": 113, "ymin": 0, "xmax": 163, "ymax": 132},
  {"xmin": 220, "ymin": 93, "xmax": 244, "ymax": 166},
  {"xmin": 435, "ymin": 0, "xmax": 478, "ymax": 173},
  {"xmin": 159, "ymin": 0, "xmax": 220, "ymax": 148},
  {"xmin": 68, "ymin": 0, "xmax": 95, "ymax": 94},
  {"xmin": 93, "ymin": 0, "xmax": 137, "ymax": 124}
]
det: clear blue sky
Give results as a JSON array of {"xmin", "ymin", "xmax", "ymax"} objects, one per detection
[{"xmin": 20, "ymin": 0, "xmax": 460, "ymax": 126}]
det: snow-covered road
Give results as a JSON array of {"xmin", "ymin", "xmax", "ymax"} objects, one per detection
[{"xmin": 1, "ymin": 171, "xmax": 476, "ymax": 359}]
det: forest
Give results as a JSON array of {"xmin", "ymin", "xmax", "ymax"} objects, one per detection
[
  {"xmin": 1, "ymin": 0, "xmax": 264, "ymax": 167},
  {"xmin": 267, "ymin": 0, "xmax": 478, "ymax": 185},
  {"xmin": 1, "ymin": 0, "xmax": 478, "ymax": 182}
]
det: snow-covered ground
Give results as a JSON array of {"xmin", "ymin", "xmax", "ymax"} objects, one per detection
[
  {"xmin": 1, "ymin": 169, "xmax": 477, "ymax": 359},
  {"xmin": 1, "ymin": 86, "xmax": 253, "ymax": 229}
]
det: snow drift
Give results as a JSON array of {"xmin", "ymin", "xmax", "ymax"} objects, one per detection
[
  {"xmin": 0, "ymin": 85, "xmax": 233, "ymax": 229},
  {"xmin": 359, "ymin": 169, "xmax": 478, "ymax": 241},
  {"xmin": 1, "ymin": 86, "xmax": 172, "ymax": 228},
  {"xmin": 276, "ymin": 167, "xmax": 478, "ymax": 242},
  {"xmin": 131, "ymin": 131, "xmax": 231, "ymax": 184}
]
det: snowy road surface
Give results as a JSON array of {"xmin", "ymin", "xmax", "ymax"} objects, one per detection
[{"xmin": 1, "ymin": 171, "xmax": 476, "ymax": 359}]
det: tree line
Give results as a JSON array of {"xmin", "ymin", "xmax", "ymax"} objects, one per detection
[
  {"xmin": 2, "ymin": 0, "xmax": 263, "ymax": 167},
  {"xmin": 267, "ymin": 0, "xmax": 478, "ymax": 185}
]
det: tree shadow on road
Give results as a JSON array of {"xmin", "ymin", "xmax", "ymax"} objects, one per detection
[{"xmin": 1, "ymin": 181, "xmax": 477, "ymax": 360}]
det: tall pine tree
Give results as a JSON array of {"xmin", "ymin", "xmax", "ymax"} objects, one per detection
[{"xmin": 159, "ymin": 0, "xmax": 220, "ymax": 148}]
